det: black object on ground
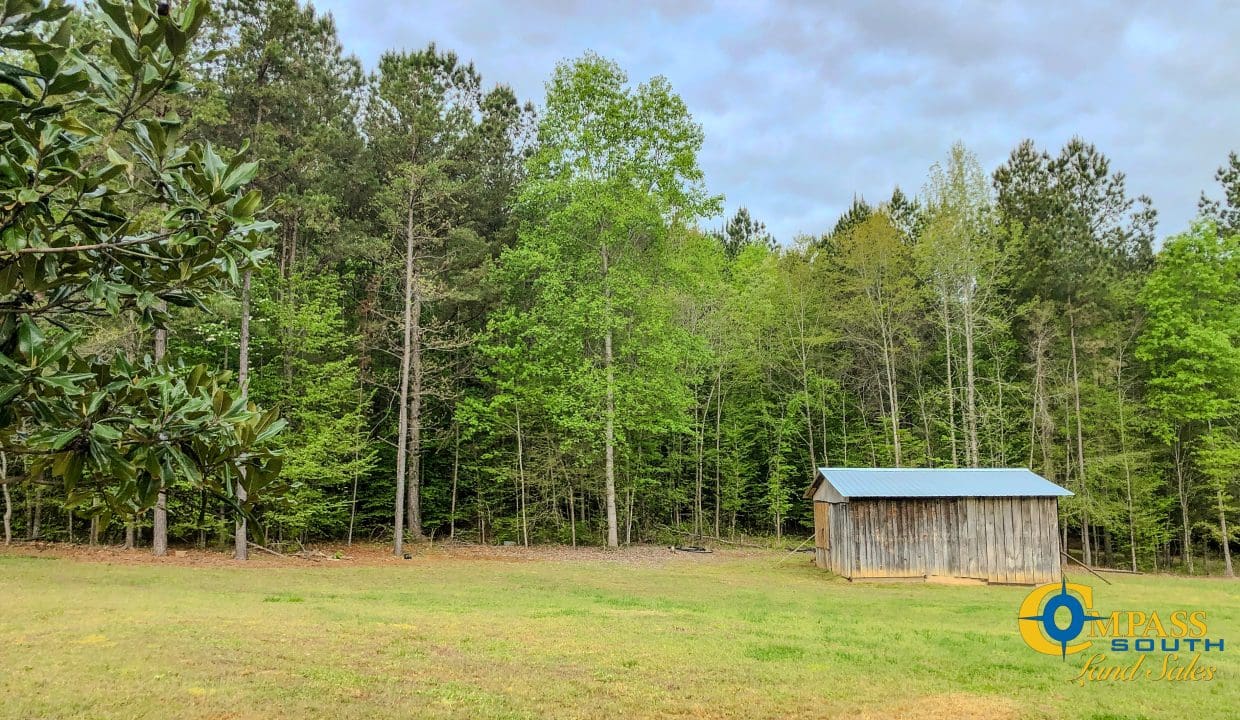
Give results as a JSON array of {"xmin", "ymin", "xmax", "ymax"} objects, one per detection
[{"xmin": 673, "ymin": 545, "xmax": 712, "ymax": 553}]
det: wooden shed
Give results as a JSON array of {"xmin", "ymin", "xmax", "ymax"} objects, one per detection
[{"xmin": 806, "ymin": 468, "xmax": 1071, "ymax": 585}]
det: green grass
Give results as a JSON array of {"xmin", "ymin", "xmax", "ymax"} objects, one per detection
[{"xmin": 0, "ymin": 548, "xmax": 1236, "ymax": 719}]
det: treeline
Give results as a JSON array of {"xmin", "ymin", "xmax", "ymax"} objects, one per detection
[{"xmin": 2, "ymin": 1, "xmax": 1237, "ymax": 575}]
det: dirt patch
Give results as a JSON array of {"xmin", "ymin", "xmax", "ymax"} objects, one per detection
[
  {"xmin": 856, "ymin": 693, "xmax": 1022, "ymax": 720},
  {"xmin": 0, "ymin": 540, "xmax": 776, "ymax": 569}
]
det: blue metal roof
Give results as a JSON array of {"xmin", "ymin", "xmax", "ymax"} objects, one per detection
[{"xmin": 816, "ymin": 467, "xmax": 1072, "ymax": 498}]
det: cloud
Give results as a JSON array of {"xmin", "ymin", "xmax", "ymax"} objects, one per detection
[{"xmin": 314, "ymin": 0, "xmax": 1239, "ymax": 241}]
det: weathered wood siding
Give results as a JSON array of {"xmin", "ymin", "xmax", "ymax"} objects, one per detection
[
  {"xmin": 813, "ymin": 501, "xmax": 829, "ymax": 569},
  {"xmin": 827, "ymin": 501, "xmax": 853, "ymax": 578},
  {"xmin": 814, "ymin": 496, "xmax": 1060, "ymax": 585}
]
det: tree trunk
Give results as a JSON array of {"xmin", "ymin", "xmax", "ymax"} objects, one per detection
[
  {"xmin": 796, "ymin": 306, "xmax": 818, "ymax": 471},
  {"xmin": 347, "ymin": 385, "xmax": 364, "ymax": 546},
  {"xmin": 568, "ymin": 489, "xmax": 577, "ymax": 547},
  {"xmin": 601, "ymin": 244, "xmax": 619, "ymax": 547},
  {"xmin": 28, "ymin": 486, "xmax": 40, "ymax": 540},
  {"xmin": 916, "ymin": 374, "xmax": 933, "ymax": 467},
  {"xmin": 516, "ymin": 407, "xmax": 528, "ymax": 547},
  {"xmin": 449, "ymin": 423, "xmax": 459, "ymax": 540},
  {"xmin": 195, "ymin": 490, "xmax": 206, "ymax": 549},
  {"xmin": 840, "ymin": 393, "xmax": 849, "ymax": 465},
  {"xmin": 1027, "ymin": 309, "xmax": 1055, "ymax": 480},
  {"xmin": 2, "ymin": 452, "xmax": 10, "ymax": 546},
  {"xmin": 962, "ymin": 293, "xmax": 979, "ymax": 468},
  {"xmin": 714, "ymin": 374, "xmax": 723, "ymax": 538},
  {"xmin": 1069, "ymin": 314, "xmax": 1090, "ymax": 565},
  {"xmin": 1217, "ymin": 486, "xmax": 1234, "ymax": 577},
  {"xmin": 152, "ymin": 309, "xmax": 168, "ymax": 557},
  {"xmin": 993, "ymin": 351, "xmax": 1007, "ymax": 466},
  {"xmin": 1173, "ymin": 435, "xmax": 1191, "ymax": 573},
  {"xmin": 234, "ymin": 269, "xmax": 251, "ymax": 561},
  {"xmin": 1116, "ymin": 361, "xmax": 1138, "ymax": 572},
  {"xmin": 406, "ymin": 279, "xmax": 424, "ymax": 539},
  {"xmin": 941, "ymin": 296, "xmax": 959, "ymax": 466},
  {"xmin": 694, "ymin": 380, "xmax": 716, "ymax": 541},
  {"xmin": 392, "ymin": 179, "xmax": 416, "ymax": 557},
  {"xmin": 882, "ymin": 330, "xmax": 902, "ymax": 467}
]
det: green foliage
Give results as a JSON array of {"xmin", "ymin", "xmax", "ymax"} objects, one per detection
[
  {"xmin": 0, "ymin": 0, "xmax": 283, "ymax": 518},
  {"xmin": 1137, "ymin": 223, "xmax": 1240, "ymax": 431},
  {"xmin": 3, "ymin": 2, "xmax": 1232, "ymax": 570}
]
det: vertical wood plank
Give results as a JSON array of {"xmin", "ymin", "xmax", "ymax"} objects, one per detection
[
  {"xmin": 933, "ymin": 500, "xmax": 940, "ymax": 576},
  {"xmin": 859, "ymin": 501, "xmax": 870, "ymax": 577},
  {"xmin": 996, "ymin": 498, "xmax": 1010, "ymax": 583},
  {"xmin": 1050, "ymin": 498, "xmax": 1063, "ymax": 582},
  {"xmin": 1010, "ymin": 499, "xmax": 1022, "ymax": 584},
  {"xmin": 1021, "ymin": 500, "xmax": 1031, "ymax": 584},
  {"xmin": 844, "ymin": 503, "xmax": 854, "ymax": 578},
  {"xmin": 913, "ymin": 500, "xmax": 922, "ymax": 576},
  {"xmin": 973, "ymin": 498, "xmax": 982, "ymax": 580},
  {"xmin": 920, "ymin": 500, "xmax": 929, "ymax": 576},
  {"xmin": 1029, "ymin": 498, "xmax": 1042, "ymax": 583},
  {"xmin": 982, "ymin": 498, "xmax": 995, "ymax": 582},
  {"xmin": 1001, "ymin": 500, "xmax": 1011, "ymax": 584},
  {"xmin": 948, "ymin": 499, "xmax": 960, "ymax": 577},
  {"xmin": 1022, "ymin": 498, "xmax": 1035, "ymax": 584},
  {"xmin": 998, "ymin": 499, "xmax": 1010, "ymax": 583},
  {"xmin": 966, "ymin": 498, "xmax": 978, "ymax": 579},
  {"xmin": 892, "ymin": 500, "xmax": 901, "ymax": 576},
  {"xmin": 901, "ymin": 500, "xmax": 908, "ymax": 576},
  {"xmin": 937, "ymin": 500, "xmax": 947, "ymax": 572},
  {"xmin": 854, "ymin": 502, "xmax": 863, "ymax": 577},
  {"xmin": 1046, "ymin": 498, "xmax": 1056, "ymax": 583}
]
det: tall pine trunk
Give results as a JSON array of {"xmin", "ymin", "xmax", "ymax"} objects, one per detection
[
  {"xmin": 962, "ymin": 292, "xmax": 979, "ymax": 467},
  {"xmin": 1115, "ymin": 360, "xmax": 1138, "ymax": 572},
  {"xmin": 714, "ymin": 374, "xmax": 723, "ymax": 538},
  {"xmin": 1069, "ymin": 313, "xmax": 1091, "ymax": 565},
  {"xmin": 1173, "ymin": 434, "xmax": 1191, "ymax": 572},
  {"xmin": 405, "ymin": 282, "xmax": 424, "ymax": 538},
  {"xmin": 1217, "ymin": 487, "xmax": 1233, "ymax": 577},
  {"xmin": 796, "ymin": 305, "xmax": 818, "ymax": 472},
  {"xmin": 392, "ymin": 176, "xmax": 416, "ymax": 557},
  {"xmin": 449, "ymin": 423, "xmax": 459, "ymax": 540},
  {"xmin": 881, "ymin": 329, "xmax": 902, "ymax": 467},
  {"xmin": 2, "ymin": 452, "xmax": 10, "ymax": 545},
  {"xmin": 601, "ymin": 244, "xmax": 619, "ymax": 547},
  {"xmin": 234, "ymin": 269, "xmax": 251, "ymax": 561},
  {"xmin": 152, "ymin": 306, "xmax": 168, "ymax": 557},
  {"xmin": 941, "ymin": 295, "xmax": 959, "ymax": 466},
  {"xmin": 516, "ymin": 407, "xmax": 528, "ymax": 547}
]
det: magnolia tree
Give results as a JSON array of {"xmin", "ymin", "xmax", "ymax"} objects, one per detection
[{"xmin": 0, "ymin": 0, "xmax": 284, "ymax": 532}]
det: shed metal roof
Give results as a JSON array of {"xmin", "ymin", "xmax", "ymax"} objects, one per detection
[{"xmin": 810, "ymin": 467, "xmax": 1072, "ymax": 499}]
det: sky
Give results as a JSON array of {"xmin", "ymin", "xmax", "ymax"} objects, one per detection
[{"xmin": 314, "ymin": 0, "xmax": 1238, "ymax": 243}]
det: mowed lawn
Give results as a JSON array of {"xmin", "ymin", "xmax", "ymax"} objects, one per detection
[{"xmin": 1, "ymin": 545, "xmax": 1236, "ymax": 720}]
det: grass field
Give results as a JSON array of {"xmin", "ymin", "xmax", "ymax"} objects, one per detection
[{"xmin": 1, "ymin": 544, "xmax": 1236, "ymax": 719}]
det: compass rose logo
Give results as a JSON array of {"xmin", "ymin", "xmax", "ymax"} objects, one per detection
[{"xmin": 1018, "ymin": 579, "xmax": 1106, "ymax": 658}]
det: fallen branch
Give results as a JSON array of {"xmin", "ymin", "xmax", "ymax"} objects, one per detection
[
  {"xmin": 247, "ymin": 540, "xmax": 290, "ymax": 558},
  {"xmin": 1062, "ymin": 551, "xmax": 1112, "ymax": 585},
  {"xmin": 775, "ymin": 536, "xmax": 815, "ymax": 565}
]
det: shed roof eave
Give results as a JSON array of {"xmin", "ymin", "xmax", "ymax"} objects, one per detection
[{"xmin": 813, "ymin": 467, "xmax": 1073, "ymax": 499}]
